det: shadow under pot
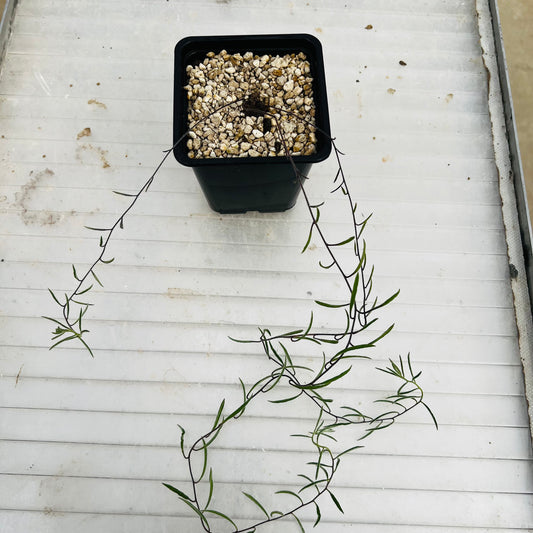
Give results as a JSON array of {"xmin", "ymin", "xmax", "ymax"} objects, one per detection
[{"xmin": 173, "ymin": 33, "xmax": 331, "ymax": 214}]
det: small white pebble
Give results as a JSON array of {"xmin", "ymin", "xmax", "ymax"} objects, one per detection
[{"xmin": 252, "ymin": 129, "xmax": 264, "ymax": 138}]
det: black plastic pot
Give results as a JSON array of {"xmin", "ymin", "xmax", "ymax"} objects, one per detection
[{"xmin": 173, "ymin": 33, "xmax": 331, "ymax": 214}]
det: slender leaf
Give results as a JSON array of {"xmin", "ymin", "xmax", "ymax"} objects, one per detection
[
  {"xmin": 204, "ymin": 509, "xmax": 238, "ymax": 529},
  {"xmin": 47, "ymin": 289, "xmax": 62, "ymax": 306},
  {"xmin": 292, "ymin": 513, "xmax": 305, "ymax": 533},
  {"xmin": 314, "ymin": 300, "xmax": 347, "ymax": 309},
  {"xmin": 331, "ymin": 235, "xmax": 355, "ymax": 247},
  {"xmin": 212, "ymin": 399, "xmax": 225, "ymax": 430},
  {"xmin": 301, "ymin": 224, "xmax": 314, "ymax": 254},
  {"xmin": 178, "ymin": 424, "xmax": 187, "ymax": 458},
  {"xmin": 84, "ymin": 226, "xmax": 109, "ymax": 232},
  {"xmin": 422, "ymin": 401, "xmax": 439, "ymax": 429},
  {"xmin": 242, "ymin": 492, "xmax": 269, "ymax": 519},
  {"xmin": 269, "ymin": 391, "xmax": 303, "ymax": 404},
  {"xmin": 275, "ymin": 490, "xmax": 303, "ymax": 505},
  {"xmin": 113, "ymin": 190, "xmax": 137, "ymax": 197},
  {"xmin": 297, "ymin": 366, "xmax": 351, "ymax": 390},
  {"xmin": 369, "ymin": 289, "xmax": 400, "ymax": 313},
  {"xmin": 328, "ymin": 490, "xmax": 344, "ymax": 513},
  {"xmin": 313, "ymin": 502, "xmax": 321, "ymax": 527},
  {"xmin": 91, "ymin": 271, "xmax": 103, "ymax": 287},
  {"xmin": 204, "ymin": 468, "xmax": 214, "ymax": 510},
  {"xmin": 162, "ymin": 483, "xmax": 192, "ymax": 501},
  {"xmin": 76, "ymin": 284, "xmax": 93, "ymax": 296}
]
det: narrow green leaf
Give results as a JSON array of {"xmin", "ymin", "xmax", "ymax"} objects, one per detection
[
  {"xmin": 100, "ymin": 257, "xmax": 115, "ymax": 264},
  {"xmin": 77, "ymin": 335, "xmax": 94, "ymax": 358},
  {"xmin": 269, "ymin": 391, "xmax": 303, "ymax": 404},
  {"xmin": 91, "ymin": 271, "xmax": 103, "ymax": 287},
  {"xmin": 335, "ymin": 445, "xmax": 364, "ymax": 460},
  {"xmin": 203, "ymin": 424, "xmax": 223, "ymax": 448},
  {"xmin": 198, "ymin": 439, "xmax": 208, "ymax": 482},
  {"xmin": 370, "ymin": 289, "xmax": 400, "ymax": 313},
  {"xmin": 301, "ymin": 225, "xmax": 314, "ymax": 254},
  {"xmin": 84, "ymin": 226, "xmax": 109, "ymax": 232},
  {"xmin": 113, "ymin": 190, "xmax": 137, "ymax": 197},
  {"xmin": 298, "ymin": 478, "xmax": 328, "ymax": 494},
  {"xmin": 302, "ymin": 311, "xmax": 314, "ymax": 338},
  {"xmin": 284, "ymin": 329, "xmax": 304, "ymax": 337},
  {"xmin": 212, "ymin": 399, "xmax": 225, "ymax": 430},
  {"xmin": 72, "ymin": 265, "xmax": 80, "ymax": 281},
  {"xmin": 242, "ymin": 492, "xmax": 269, "ymax": 519},
  {"xmin": 314, "ymin": 300, "xmax": 347, "ymax": 309},
  {"xmin": 275, "ymin": 490, "xmax": 303, "ymax": 505},
  {"xmin": 162, "ymin": 483, "xmax": 192, "ymax": 501},
  {"xmin": 319, "ymin": 259, "xmax": 335, "ymax": 269},
  {"xmin": 204, "ymin": 468, "xmax": 214, "ymax": 510},
  {"xmin": 331, "ymin": 235, "xmax": 355, "ymax": 247},
  {"xmin": 76, "ymin": 284, "xmax": 93, "ymax": 296},
  {"xmin": 47, "ymin": 289, "xmax": 63, "ymax": 306},
  {"xmin": 328, "ymin": 490, "xmax": 344, "ymax": 514},
  {"xmin": 292, "ymin": 513, "xmax": 305, "ymax": 533},
  {"xmin": 43, "ymin": 315, "xmax": 68, "ymax": 329},
  {"xmin": 204, "ymin": 509, "xmax": 238, "ymax": 529},
  {"xmin": 313, "ymin": 502, "xmax": 321, "ymax": 527},
  {"xmin": 64, "ymin": 293, "xmax": 70, "ymax": 318},
  {"xmin": 349, "ymin": 273, "xmax": 360, "ymax": 314},
  {"xmin": 50, "ymin": 334, "xmax": 79, "ymax": 350},
  {"xmin": 297, "ymin": 366, "xmax": 351, "ymax": 390},
  {"xmin": 178, "ymin": 424, "xmax": 187, "ymax": 458},
  {"xmin": 422, "ymin": 401, "xmax": 439, "ymax": 429},
  {"xmin": 178, "ymin": 496, "xmax": 210, "ymax": 529}
]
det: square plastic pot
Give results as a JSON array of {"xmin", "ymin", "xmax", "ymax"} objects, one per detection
[{"xmin": 173, "ymin": 33, "xmax": 331, "ymax": 214}]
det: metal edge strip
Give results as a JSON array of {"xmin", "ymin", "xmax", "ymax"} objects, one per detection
[
  {"xmin": 488, "ymin": 0, "xmax": 533, "ymax": 309},
  {"xmin": 480, "ymin": 0, "xmax": 533, "ymax": 446}
]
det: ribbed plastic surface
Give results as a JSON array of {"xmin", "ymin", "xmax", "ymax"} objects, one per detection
[{"xmin": 1, "ymin": 0, "xmax": 532, "ymax": 531}]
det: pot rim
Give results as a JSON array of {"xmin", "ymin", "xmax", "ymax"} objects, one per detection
[{"xmin": 173, "ymin": 33, "xmax": 332, "ymax": 167}]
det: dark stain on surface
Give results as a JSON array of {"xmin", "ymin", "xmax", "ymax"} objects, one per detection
[
  {"xmin": 76, "ymin": 144, "xmax": 111, "ymax": 168},
  {"xmin": 15, "ymin": 168, "xmax": 61, "ymax": 226}
]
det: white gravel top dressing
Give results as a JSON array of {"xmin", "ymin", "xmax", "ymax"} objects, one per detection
[{"xmin": 185, "ymin": 50, "xmax": 317, "ymax": 158}]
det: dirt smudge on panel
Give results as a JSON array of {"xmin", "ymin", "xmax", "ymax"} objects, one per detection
[
  {"xmin": 88, "ymin": 99, "xmax": 107, "ymax": 109},
  {"xmin": 445, "ymin": 93, "xmax": 454, "ymax": 103},
  {"xmin": 15, "ymin": 364, "xmax": 24, "ymax": 386},
  {"xmin": 77, "ymin": 127, "xmax": 92, "ymax": 140},
  {"xmin": 76, "ymin": 144, "xmax": 111, "ymax": 169},
  {"xmin": 15, "ymin": 168, "xmax": 61, "ymax": 226},
  {"xmin": 167, "ymin": 288, "xmax": 199, "ymax": 298}
]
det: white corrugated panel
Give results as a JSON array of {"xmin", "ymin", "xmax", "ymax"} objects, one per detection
[{"xmin": 1, "ymin": 0, "xmax": 532, "ymax": 531}]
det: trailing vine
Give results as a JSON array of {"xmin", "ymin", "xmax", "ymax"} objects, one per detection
[{"xmin": 44, "ymin": 95, "xmax": 436, "ymax": 532}]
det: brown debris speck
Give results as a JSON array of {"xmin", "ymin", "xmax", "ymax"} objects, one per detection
[
  {"xmin": 88, "ymin": 99, "xmax": 107, "ymax": 109},
  {"xmin": 77, "ymin": 127, "xmax": 92, "ymax": 140}
]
